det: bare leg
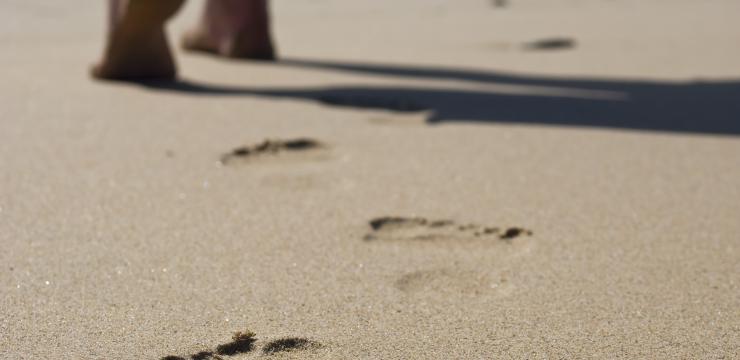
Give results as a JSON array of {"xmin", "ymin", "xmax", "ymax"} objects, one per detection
[
  {"xmin": 182, "ymin": 0, "xmax": 276, "ymax": 60},
  {"xmin": 92, "ymin": 0, "xmax": 185, "ymax": 80}
]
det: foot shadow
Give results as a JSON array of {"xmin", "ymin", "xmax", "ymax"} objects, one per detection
[{"xmin": 134, "ymin": 57, "xmax": 740, "ymax": 136}]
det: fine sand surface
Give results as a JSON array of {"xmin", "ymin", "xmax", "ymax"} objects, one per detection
[{"xmin": 1, "ymin": 0, "xmax": 740, "ymax": 358}]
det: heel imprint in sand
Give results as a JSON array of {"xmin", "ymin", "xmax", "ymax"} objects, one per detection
[
  {"xmin": 220, "ymin": 138, "xmax": 325, "ymax": 165},
  {"xmin": 364, "ymin": 216, "xmax": 532, "ymax": 242},
  {"xmin": 161, "ymin": 329, "xmax": 322, "ymax": 359},
  {"xmin": 262, "ymin": 337, "xmax": 323, "ymax": 354}
]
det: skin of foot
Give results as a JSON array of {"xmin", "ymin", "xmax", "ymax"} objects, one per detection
[
  {"xmin": 182, "ymin": 0, "xmax": 277, "ymax": 60},
  {"xmin": 92, "ymin": 0, "xmax": 185, "ymax": 80}
]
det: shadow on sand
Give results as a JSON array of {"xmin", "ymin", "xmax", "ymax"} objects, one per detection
[{"xmin": 136, "ymin": 58, "xmax": 740, "ymax": 136}]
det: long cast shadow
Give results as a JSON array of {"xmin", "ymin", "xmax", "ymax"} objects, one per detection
[{"xmin": 138, "ymin": 58, "xmax": 740, "ymax": 136}]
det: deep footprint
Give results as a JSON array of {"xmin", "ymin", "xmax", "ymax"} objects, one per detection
[
  {"xmin": 160, "ymin": 330, "xmax": 323, "ymax": 359},
  {"xmin": 365, "ymin": 216, "xmax": 532, "ymax": 242},
  {"xmin": 215, "ymin": 330, "xmax": 257, "ymax": 355},
  {"xmin": 500, "ymin": 227, "xmax": 533, "ymax": 241},
  {"xmin": 160, "ymin": 352, "xmax": 224, "ymax": 360},
  {"xmin": 191, "ymin": 351, "xmax": 223, "ymax": 360},
  {"xmin": 262, "ymin": 337, "xmax": 322, "ymax": 354},
  {"xmin": 220, "ymin": 138, "xmax": 324, "ymax": 164}
]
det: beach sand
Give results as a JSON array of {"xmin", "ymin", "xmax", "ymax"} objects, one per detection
[{"xmin": 1, "ymin": 0, "xmax": 739, "ymax": 358}]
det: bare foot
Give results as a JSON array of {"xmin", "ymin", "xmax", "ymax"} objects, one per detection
[
  {"xmin": 182, "ymin": 0, "xmax": 276, "ymax": 60},
  {"xmin": 92, "ymin": 0, "xmax": 185, "ymax": 81}
]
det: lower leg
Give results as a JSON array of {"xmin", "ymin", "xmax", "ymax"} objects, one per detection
[
  {"xmin": 183, "ymin": 0, "xmax": 276, "ymax": 60},
  {"xmin": 92, "ymin": 0, "xmax": 185, "ymax": 80}
]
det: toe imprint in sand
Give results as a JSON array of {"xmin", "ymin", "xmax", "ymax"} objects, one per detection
[
  {"xmin": 215, "ymin": 330, "xmax": 257, "ymax": 356},
  {"xmin": 220, "ymin": 138, "xmax": 327, "ymax": 165},
  {"xmin": 160, "ymin": 329, "xmax": 323, "ymax": 360},
  {"xmin": 364, "ymin": 216, "xmax": 532, "ymax": 243}
]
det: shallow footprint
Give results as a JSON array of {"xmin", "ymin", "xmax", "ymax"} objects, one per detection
[
  {"xmin": 220, "ymin": 138, "xmax": 328, "ymax": 165},
  {"xmin": 260, "ymin": 173, "xmax": 322, "ymax": 191},
  {"xmin": 395, "ymin": 268, "xmax": 513, "ymax": 297}
]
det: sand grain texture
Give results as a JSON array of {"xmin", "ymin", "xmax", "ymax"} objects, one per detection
[{"xmin": 1, "ymin": 0, "xmax": 739, "ymax": 359}]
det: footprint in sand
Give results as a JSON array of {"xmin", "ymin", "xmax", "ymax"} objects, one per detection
[
  {"xmin": 363, "ymin": 216, "xmax": 532, "ymax": 243},
  {"xmin": 395, "ymin": 268, "xmax": 492, "ymax": 294},
  {"xmin": 219, "ymin": 138, "xmax": 329, "ymax": 165},
  {"xmin": 262, "ymin": 337, "xmax": 323, "ymax": 355},
  {"xmin": 395, "ymin": 268, "xmax": 515, "ymax": 297},
  {"xmin": 260, "ymin": 173, "xmax": 322, "ymax": 191},
  {"xmin": 161, "ymin": 330, "xmax": 323, "ymax": 360},
  {"xmin": 364, "ymin": 217, "xmax": 531, "ymax": 298}
]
